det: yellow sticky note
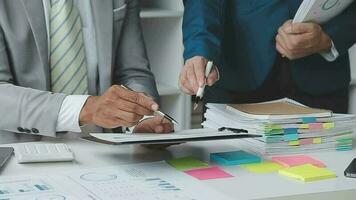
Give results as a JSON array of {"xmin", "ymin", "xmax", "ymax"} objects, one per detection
[
  {"xmin": 278, "ymin": 164, "xmax": 336, "ymax": 182},
  {"xmin": 323, "ymin": 122, "xmax": 335, "ymax": 129},
  {"xmin": 288, "ymin": 140, "xmax": 300, "ymax": 146},
  {"xmin": 241, "ymin": 162, "xmax": 284, "ymax": 173},
  {"xmin": 300, "ymin": 124, "xmax": 309, "ymax": 129},
  {"xmin": 313, "ymin": 137, "xmax": 322, "ymax": 144}
]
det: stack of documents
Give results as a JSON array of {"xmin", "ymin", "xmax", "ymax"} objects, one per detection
[{"xmin": 202, "ymin": 98, "xmax": 356, "ymax": 156}]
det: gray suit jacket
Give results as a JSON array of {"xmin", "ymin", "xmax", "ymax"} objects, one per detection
[{"xmin": 0, "ymin": 0, "xmax": 159, "ymax": 144}]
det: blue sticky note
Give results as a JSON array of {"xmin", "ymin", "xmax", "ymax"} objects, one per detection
[
  {"xmin": 302, "ymin": 117, "xmax": 317, "ymax": 124},
  {"xmin": 284, "ymin": 134, "xmax": 299, "ymax": 141},
  {"xmin": 284, "ymin": 128, "xmax": 298, "ymax": 135},
  {"xmin": 210, "ymin": 150, "xmax": 261, "ymax": 166}
]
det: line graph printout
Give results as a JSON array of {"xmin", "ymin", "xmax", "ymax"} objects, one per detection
[{"xmin": 0, "ymin": 162, "xmax": 232, "ymax": 200}]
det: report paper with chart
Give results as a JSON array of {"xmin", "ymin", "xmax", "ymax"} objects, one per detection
[
  {"xmin": 0, "ymin": 161, "xmax": 232, "ymax": 200},
  {"xmin": 293, "ymin": 0, "xmax": 354, "ymax": 23}
]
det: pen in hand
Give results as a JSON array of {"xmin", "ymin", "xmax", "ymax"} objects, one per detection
[
  {"xmin": 120, "ymin": 85, "xmax": 179, "ymax": 125},
  {"xmin": 193, "ymin": 61, "xmax": 214, "ymax": 110}
]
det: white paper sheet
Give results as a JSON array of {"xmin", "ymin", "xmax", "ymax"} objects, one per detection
[{"xmin": 0, "ymin": 162, "xmax": 233, "ymax": 200}]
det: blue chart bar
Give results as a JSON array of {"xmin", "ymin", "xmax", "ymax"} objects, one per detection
[{"xmin": 34, "ymin": 185, "xmax": 48, "ymax": 191}]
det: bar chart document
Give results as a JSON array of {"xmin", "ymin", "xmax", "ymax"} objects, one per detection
[
  {"xmin": 0, "ymin": 162, "xmax": 232, "ymax": 200},
  {"xmin": 293, "ymin": 0, "xmax": 354, "ymax": 23}
]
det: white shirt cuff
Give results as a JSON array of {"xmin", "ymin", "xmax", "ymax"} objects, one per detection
[
  {"xmin": 320, "ymin": 41, "xmax": 339, "ymax": 62},
  {"xmin": 56, "ymin": 95, "xmax": 90, "ymax": 133}
]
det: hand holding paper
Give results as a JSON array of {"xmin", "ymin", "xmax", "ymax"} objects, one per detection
[{"xmin": 276, "ymin": 20, "xmax": 332, "ymax": 60}]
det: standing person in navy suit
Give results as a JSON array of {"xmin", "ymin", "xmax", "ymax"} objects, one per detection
[{"xmin": 179, "ymin": 0, "xmax": 356, "ymax": 113}]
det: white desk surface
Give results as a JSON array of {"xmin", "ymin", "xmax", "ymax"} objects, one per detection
[{"xmin": 1, "ymin": 138, "xmax": 356, "ymax": 200}]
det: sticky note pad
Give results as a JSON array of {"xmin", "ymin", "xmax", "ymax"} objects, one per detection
[
  {"xmin": 278, "ymin": 164, "xmax": 336, "ymax": 182},
  {"xmin": 300, "ymin": 138, "xmax": 313, "ymax": 145},
  {"xmin": 313, "ymin": 137, "xmax": 322, "ymax": 144},
  {"xmin": 288, "ymin": 140, "xmax": 300, "ymax": 146},
  {"xmin": 284, "ymin": 134, "xmax": 299, "ymax": 142},
  {"xmin": 166, "ymin": 157, "xmax": 209, "ymax": 171},
  {"xmin": 210, "ymin": 150, "xmax": 261, "ymax": 166},
  {"xmin": 184, "ymin": 167, "xmax": 233, "ymax": 180},
  {"xmin": 300, "ymin": 124, "xmax": 309, "ymax": 129},
  {"xmin": 302, "ymin": 117, "xmax": 316, "ymax": 124},
  {"xmin": 322, "ymin": 122, "xmax": 335, "ymax": 129},
  {"xmin": 272, "ymin": 155, "xmax": 326, "ymax": 168},
  {"xmin": 309, "ymin": 123, "xmax": 323, "ymax": 130},
  {"xmin": 240, "ymin": 162, "xmax": 284, "ymax": 173}
]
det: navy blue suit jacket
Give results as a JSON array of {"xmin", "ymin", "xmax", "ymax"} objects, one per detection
[{"xmin": 183, "ymin": 0, "xmax": 356, "ymax": 103}]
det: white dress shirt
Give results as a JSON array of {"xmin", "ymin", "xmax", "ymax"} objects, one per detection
[{"xmin": 43, "ymin": 0, "xmax": 98, "ymax": 132}]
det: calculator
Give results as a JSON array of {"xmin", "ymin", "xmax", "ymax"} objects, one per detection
[{"xmin": 14, "ymin": 143, "xmax": 75, "ymax": 163}]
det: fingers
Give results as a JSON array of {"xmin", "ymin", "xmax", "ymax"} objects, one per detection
[
  {"xmin": 179, "ymin": 63, "xmax": 195, "ymax": 95},
  {"xmin": 193, "ymin": 57, "xmax": 208, "ymax": 87},
  {"xmin": 206, "ymin": 66, "xmax": 219, "ymax": 86},
  {"xmin": 290, "ymin": 22, "xmax": 320, "ymax": 34},
  {"xmin": 111, "ymin": 85, "xmax": 159, "ymax": 111},
  {"xmin": 134, "ymin": 116, "xmax": 174, "ymax": 134},
  {"xmin": 186, "ymin": 63, "xmax": 199, "ymax": 93},
  {"xmin": 179, "ymin": 56, "xmax": 214, "ymax": 95}
]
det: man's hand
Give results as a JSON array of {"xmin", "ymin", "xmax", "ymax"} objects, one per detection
[
  {"xmin": 276, "ymin": 20, "xmax": 332, "ymax": 60},
  {"xmin": 133, "ymin": 116, "xmax": 174, "ymax": 133},
  {"xmin": 79, "ymin": 85, "xmax": 158, "ymax": 129},
  {"xmin": 179, "ymin": 56, "xmax": 219, "ymax": 95}
]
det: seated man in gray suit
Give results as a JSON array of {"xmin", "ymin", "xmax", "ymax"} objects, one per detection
[{"xmin": 0, "ymin": 0, "xmax": 173, "ymax": 143}]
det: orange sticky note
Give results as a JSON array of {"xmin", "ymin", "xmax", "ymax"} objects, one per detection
[
  {"xmin": 184, "ymin": 167, "xmax": 233, "ymax": 180},
  {"xmin": 272, "ymin": 155, "xmax": 326, "ymax": 168}
]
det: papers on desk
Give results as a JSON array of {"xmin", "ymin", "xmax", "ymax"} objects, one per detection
[
  {"xmin": 203, "ymin": 98, "xmax": 356, "ymax": 156},
  {"xmin": 293, "ymin": 0, "xmax": 354, "ymax": 23},
  {"xmin": 90, "ymin": 128, "xmax": 260, "ymax": 145},
  {"xmin": 0, "ymin": 161, "xmax": 233, "ymax": 200}
]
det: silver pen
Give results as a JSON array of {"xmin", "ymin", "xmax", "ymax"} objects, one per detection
[
  {"xmin": 120, "ymin": 85, "xmax": 179, "ymax": 125},
  {"xmin": 193, "ymin": 61, "xmax": 214, "ymax": 110}
]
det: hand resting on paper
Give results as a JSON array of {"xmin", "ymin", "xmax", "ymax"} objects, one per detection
[
  {"xmin": 134, "ymin": 116, "xmax": 177, "ymax": 149},
  {"xmin": 276, "ymin": 20, "xmax": 332, "ymax": 60},
  {"xmin": 133, "ymin": 116, "xmax": 174, "ymax": 134}
]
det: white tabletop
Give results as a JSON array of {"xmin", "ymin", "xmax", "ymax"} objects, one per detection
[{"xmin": 1, "ymin": 138, "xmax": 356, "ymax": 200}]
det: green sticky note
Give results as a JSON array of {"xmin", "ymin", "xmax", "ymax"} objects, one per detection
[
  {"xmin": 278, "ymin": 164, "xmax": 336, "ymax": 182},
  {"xmin": 241, "ymin": 162, "xmax": 284, "ymax": 173},
  {"xmin": 166, "ymin": 157, "xmax": 209, "ymax": 171}
]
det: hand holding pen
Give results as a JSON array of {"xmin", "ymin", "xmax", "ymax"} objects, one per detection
[{"xmin": 179, "ymin": 56, "xmax": 219, "ymax": 109}]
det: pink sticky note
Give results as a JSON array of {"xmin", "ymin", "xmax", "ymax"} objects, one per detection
[
  {"xmin": 309, "ymin": 123, "xmax": 323, "ymax": 130},
  {"xmin": 299, "ymin": 138, "xmax": 314, "ymax": 145},
  {"xmin": 184, "ymin": 167, "xmax": 234, "ymax": 180},
  {"xmin": 272, "ymin": 155, "xmax": 326, "ymax": 168}
]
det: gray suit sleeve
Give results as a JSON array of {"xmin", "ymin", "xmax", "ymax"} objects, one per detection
[
  {"xmin": 112, "ymin": 0, "xmax": 160, "ymax": 102},
  {"xmin": 0, "ymin": 26, "xmax": 66, "ymax": 137}
]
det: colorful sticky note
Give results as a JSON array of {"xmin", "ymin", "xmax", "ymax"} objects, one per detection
[
  {"xmin": 240, "ymin": 162, "xmax": 284, "ymax": 173},
  {"xmin": 184, "ymin": 167, "xmax": 234, "ymax": 180},
  {"xmin": 272, "ymin": 155, "xmax": 326, "ymax": 168},
  {"xmin": 284, "ymin": 128, "xmax": 298, "ymax": 134},
  {"xmin": 288, "ymin": 140, "xmax": 300, "ymax": 146},
  {"xmin": 210, "ymin": 150, "xmax": 261, "ymax": 166},
  {"xmin": 313, "ymin": 137, "xmax": 322, "ymax": 144},
  {"xmin": 300, "ymin": 138, "xmax": 314, "ymax": 145},
  {"xmin": 302, "ymin": 117, "xmax": 317, "ymax": 124},
  {"xmin": 322, "ymin": 122, "xmax": 335, "ymax": 129},
  {"xmin": 278, "ymin": 164, "xmax": 336, "ymax": 182},
  {"xmin": 166, "ymin": 157, "xmax": 209, "ymax": 171},
  {"xmin": 309, "ymin": 123, "xmax": 323, "ymax": 130},
  {"xmin": 284, "ymin": 134, "xmax": 299, "ymax": 142},
  {"xmin": 300, "ymin": 124, "xmax": 309, "ymax": 129}
]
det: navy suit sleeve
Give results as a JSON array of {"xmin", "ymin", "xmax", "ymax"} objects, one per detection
[
  {"xmin": 322, "ymin": 2, "xmax": 356, "ymax": 56},
  {"xmin": 182, "ymin": 0, "xmax": 225, "ymax": 65}
]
